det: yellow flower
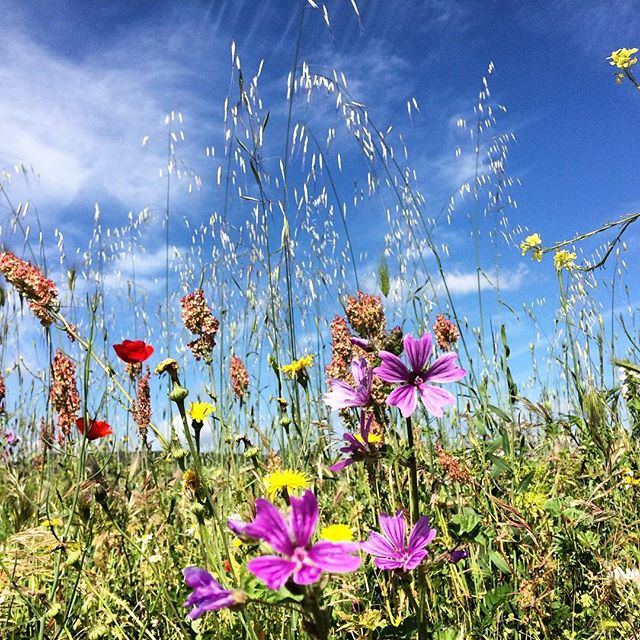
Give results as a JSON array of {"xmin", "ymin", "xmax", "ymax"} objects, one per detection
[
  {"xmin": 319, "ymin": 524, "xmax": 354, "ymax": 542},
  {"xmin": 264, "ymin": 469, "xmax": 310, "ymax": 498},
  {"xmin": 355, "ymin": 433, "xmax": 383, "ymax": 446},
  {"xmin": 608, "ymin": 48, "xmax": 638, "ymax": 69},
  {"xmin": 553, "ymin": 249, "xmax": 577, "ymax": 272},
  {"xmin": 520, "ymin": 233, "xmax": 543, "ymax": 261},
  {"xmin": 41, "ymin": 518, "xmax": 64, "ymax": 528},
  {"xmin": 186, "ymin": 401, "xmax": 216, "ymax": 422},
  {"xmin": 281, "ymin": 354, "xmax": 314, "ymax": 378}
]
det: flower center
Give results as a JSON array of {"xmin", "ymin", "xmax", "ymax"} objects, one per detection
[{"xmin": 291, "ymin": 547, "xmax": 313, "ymax": 571}]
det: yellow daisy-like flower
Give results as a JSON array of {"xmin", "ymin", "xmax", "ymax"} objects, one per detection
[
  {"xmin": 281, "ymin": 354, "xmax": 314, "ymax": 378},
  {"xmin": 186, "ymin": 401, "xmax": 216, "ymax": 422},
  {"xmin": 520, "ymin": 233, "xmax": 543, "ymax": 261},
  {"xmin": 263, "ymin": 469, "xmax": 310, "ymax": 499},
  {"xmin": 608, "ymin": 48, "xmax": 638, "ymax": 69},
  {"xmin": 553, "ymin": 249, "xmax": 577, "ymax": 272},
  {"xmin": 319, "ymin": 524, "xmax": 354, "ymax": 542}
]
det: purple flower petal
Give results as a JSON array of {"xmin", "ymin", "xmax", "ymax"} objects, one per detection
[
  {"xmin": 404, "ymin": 333, "xmax": 432, "ymax": 373},
  {"xmin": 386, "ymin": 384, "xmax": 418, "ymax": 418},
  {"xmin": 406, "ymin": 516, "xmax": 436, "ymax": 550},
  {"xmin": 378, "ymin": 512, "xmax": 406, "ymax": 551},
  {"xmin": 290, "ymin": 490, "xmax": 318, "ymax": 548},
  {"xmin": 245, "ymin": 499, "xmax": 295, "ymax": 555},
  {"xmin": 403, "ymin": 548, "xmax": 428, "ymax": 571},
  {"xmin": 350, "ymin": 337, "xmax": 371, "ymax": 350},
  {"xmin": 425, "ymin": 352, "xmax": 466, "ymax": 383},
  {"xmin": 324, "ymin": 379, "xmax": 358, "ymax": 409},
  {"xmin": 373, "ymin": 556, "xmax": 405, "ymax": 570},
  {"xmin": 448, "ymin": 549, "xmax": 469, "ymax": 563},
  {"xmin": 361, "ymin": 531, "xmax": 400, "ymax": 559},
  {"xmin": 292, "ymin": 564, "xmax": 323, "ymax": 585},
  {"xmin": 351, "ymin": 357, "xmax": 368, "ymax": 385},
  {"xmin": 329, "ymin": 457, "xmax": 354, "ymax": 472},
  {"xmin": 247, "ymin": 555, "xmax": 297, "ymax": 590},
  {"xmin": 417, "ymin": 383, "xmax": 455, "ymax": 417},
  {"xmin": 182, "ymin": 567, "xmax": 236, "ymax": 619},
  {"xmin": 374, "ymin": 352, "xmax": 410, "ymax": 383},
  {"xmin": 308, "ymin": 541, "xmax": 362, "ymax": 573}
]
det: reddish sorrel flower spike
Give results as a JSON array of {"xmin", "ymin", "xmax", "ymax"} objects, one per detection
[
  {"xmin": 231, "ymin": 490, "xmax": 361, "ymax": 590},
  {"xmin": 374, "ymin": 332, "xmax": 466, "ymax": 418},
  {"xmin": 112, "ymin": 340, "xmax": 154, "ymax": 364},
  {"xmin": 76, "ymin": 417, "xmax": 113, "ymax": 440},
  {"xmin": 182, "ymin": 567, "xmax": 246, "ymax": 619},
  {"xmin": 324, "ymin": 357, "xmax": 373, "ymax": 410},
  {"xmin": 361, "ymin": 511, "xmax": 436, "ymax": 572}
]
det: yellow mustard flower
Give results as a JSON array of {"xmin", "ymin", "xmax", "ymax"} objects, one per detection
[
  {"xmin": 608, "ymin": 48, "xmax": 638, "ymax": 69},
  {"xmin": 41, "ymin": 518, "xmax": 64, "ymax": 527},
  {"xmin": 319, "ymin": 524, "xmax": 354, "ymax": 542},
  {"xmin": 520, "ymin": 233, "xmax": 543, "ymax": 261},
  {"xmin": 186, "ymin": 401, "xmax": 216, "ymax": 422},
  {"xmin": 264, "ymin": 469, "xmax": 310, "ymax": 498},
  {"xmin": 281, "ymin": 354, "xmax": 314, "ymax": 378},
  {"xmin": 553, "ymin": 249, "xmax": 577, "ymax": 272}
]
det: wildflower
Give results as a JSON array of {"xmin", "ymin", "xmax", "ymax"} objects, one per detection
[
  {"xmin": 182, "ymin": 469, "xmax": 200, "ymax": 497},
  {"xmin": 76, "ymin": 417, "xmax": 113, "ymax": 440},
  {"xmin": 324, "ymin": 357, "xmax": 373, "ymax": 410},
  {"xmin": 40, "ymin": 518, "xmax": 64, "ymax": 528},
  {"xmin": 235, "ymin": 490, "xmax": 361, "ymax": 590},
  {"xmin": 264, "ymin": 469, "xmax": 310, "ymax": 499},
  {"xmin": 326, "ymin": 316, "xmax": 353, "ymax": 381},
  {"xmin": 553, "ymin": 249, "xmax": 577, "ymax": 272},
  {"xmin": 181, "ymin": 289, "xmax": 219, "ymax": 362},
  {"xmin": 519, "ymin": 233, "xmax": 543, "ymax": 261},
  {"xmin": 281, "ymin": 354, "xmax": 314, "ymax": 379},
  {"xmin": 0, "ymin": 372, "xmax": 5, "ymax": 413},
  {"xmin": 448, "ymin": 548, "xmax": 469, "ymax": 563},
  {"xmin": 435, "ymin": 443, "xmax": 470, "ymax": 484},
  {"xmin": 345, "ymin": 291, "xmax": 386, "ymax": 339},
  {"xmin": 50, "ymin": 350, "xmax": 80, "ymax": 443},
  {"xmin": 186, "ymin": 401, "xmax": 216, "ymax": 422},
  {"xmin": 329, "ymin": 412, "xmax": 381, "ymax": 472},
  {"xmin": 182, "ymin": 567, "xmax": 247, "ymax": 619},
  {"xmin": 319, "ymin": 524, "xmax": 354, "ymax": 542},
  {"xmin": 375, "ymin": 333, "xmax": 466, "ymax": 418},
  {"xmin": 361, "ymin": 511, "xmax": 436, "ymax": 571},
  {"xmin": 608, "ymin": 48, "xmax": 638, "ymax": 69},
  {"xmin": 131, "ymin": 368, "xmax": 151, "ymax": 444},
  {"xmin": 112, "ymin": 340, "xmax": 154, "ymax": 364},
  {"xmin": 432, "ymin": 314, "xmax": 460, "ymax": 351},
  {"xmin": 230, "ymin": 355, "xmax": 249, "ymax": 399},
  {"xmin": 0, "ymin": 251, "xmax": 59, "ymax": 326}
]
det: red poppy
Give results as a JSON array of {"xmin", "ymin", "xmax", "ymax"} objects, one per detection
[
  {"xmin": 76, "ymin": 417, "xmax": 113, "ymax": 440},
  {"xmin": 112, "ymin": 340, "xmax": 154, "ymax": 364}
]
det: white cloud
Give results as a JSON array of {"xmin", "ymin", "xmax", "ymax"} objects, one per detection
[{"xmin": 0, "ymin": 11, "xmax": 221, "ymax": 215}]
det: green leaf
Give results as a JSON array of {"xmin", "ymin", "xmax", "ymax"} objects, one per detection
[{"xmin": 489, "ymin": 550, "xmax": 512, "ymax": 575}]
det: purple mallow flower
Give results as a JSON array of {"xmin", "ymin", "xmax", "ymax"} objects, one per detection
[
  {"xmin": 350, "ymin": 336, "xmax": 373, "ymax": 351},
  {"xmin": 182, "ymin": 567, "xmax": 245, "ymax": 619},
  {"xmin": 324, "ymin": 357, "xmax": 373, "ymax": 410},
  {"xmin": 329, "ymin": 412, "xmax": 379, "ymax": 472},
  {"xmin": 374, "ymin": 332, "xmax": 465, "ymax": 418},
  {"xmin": 361, "ymin": 511, "xmax": 436, "ymax": 571},
  {"xmin": 232, "ymin": 490, "xmax": 361, "ymax": 590}
]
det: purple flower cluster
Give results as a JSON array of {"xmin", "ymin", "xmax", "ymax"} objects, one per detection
[{"xmin": 230, "ymin": 490, "xmax": 361, "ymax": 590}]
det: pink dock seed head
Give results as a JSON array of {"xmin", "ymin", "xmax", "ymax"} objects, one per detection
[{"xmin": 0, "ymin": 251, "xmax": 59, "ymax": 326}]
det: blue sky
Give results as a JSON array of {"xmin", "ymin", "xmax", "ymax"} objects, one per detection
[{"xmin": 1, "ymin": 0, "xmax": 639, "ymax": 415}]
